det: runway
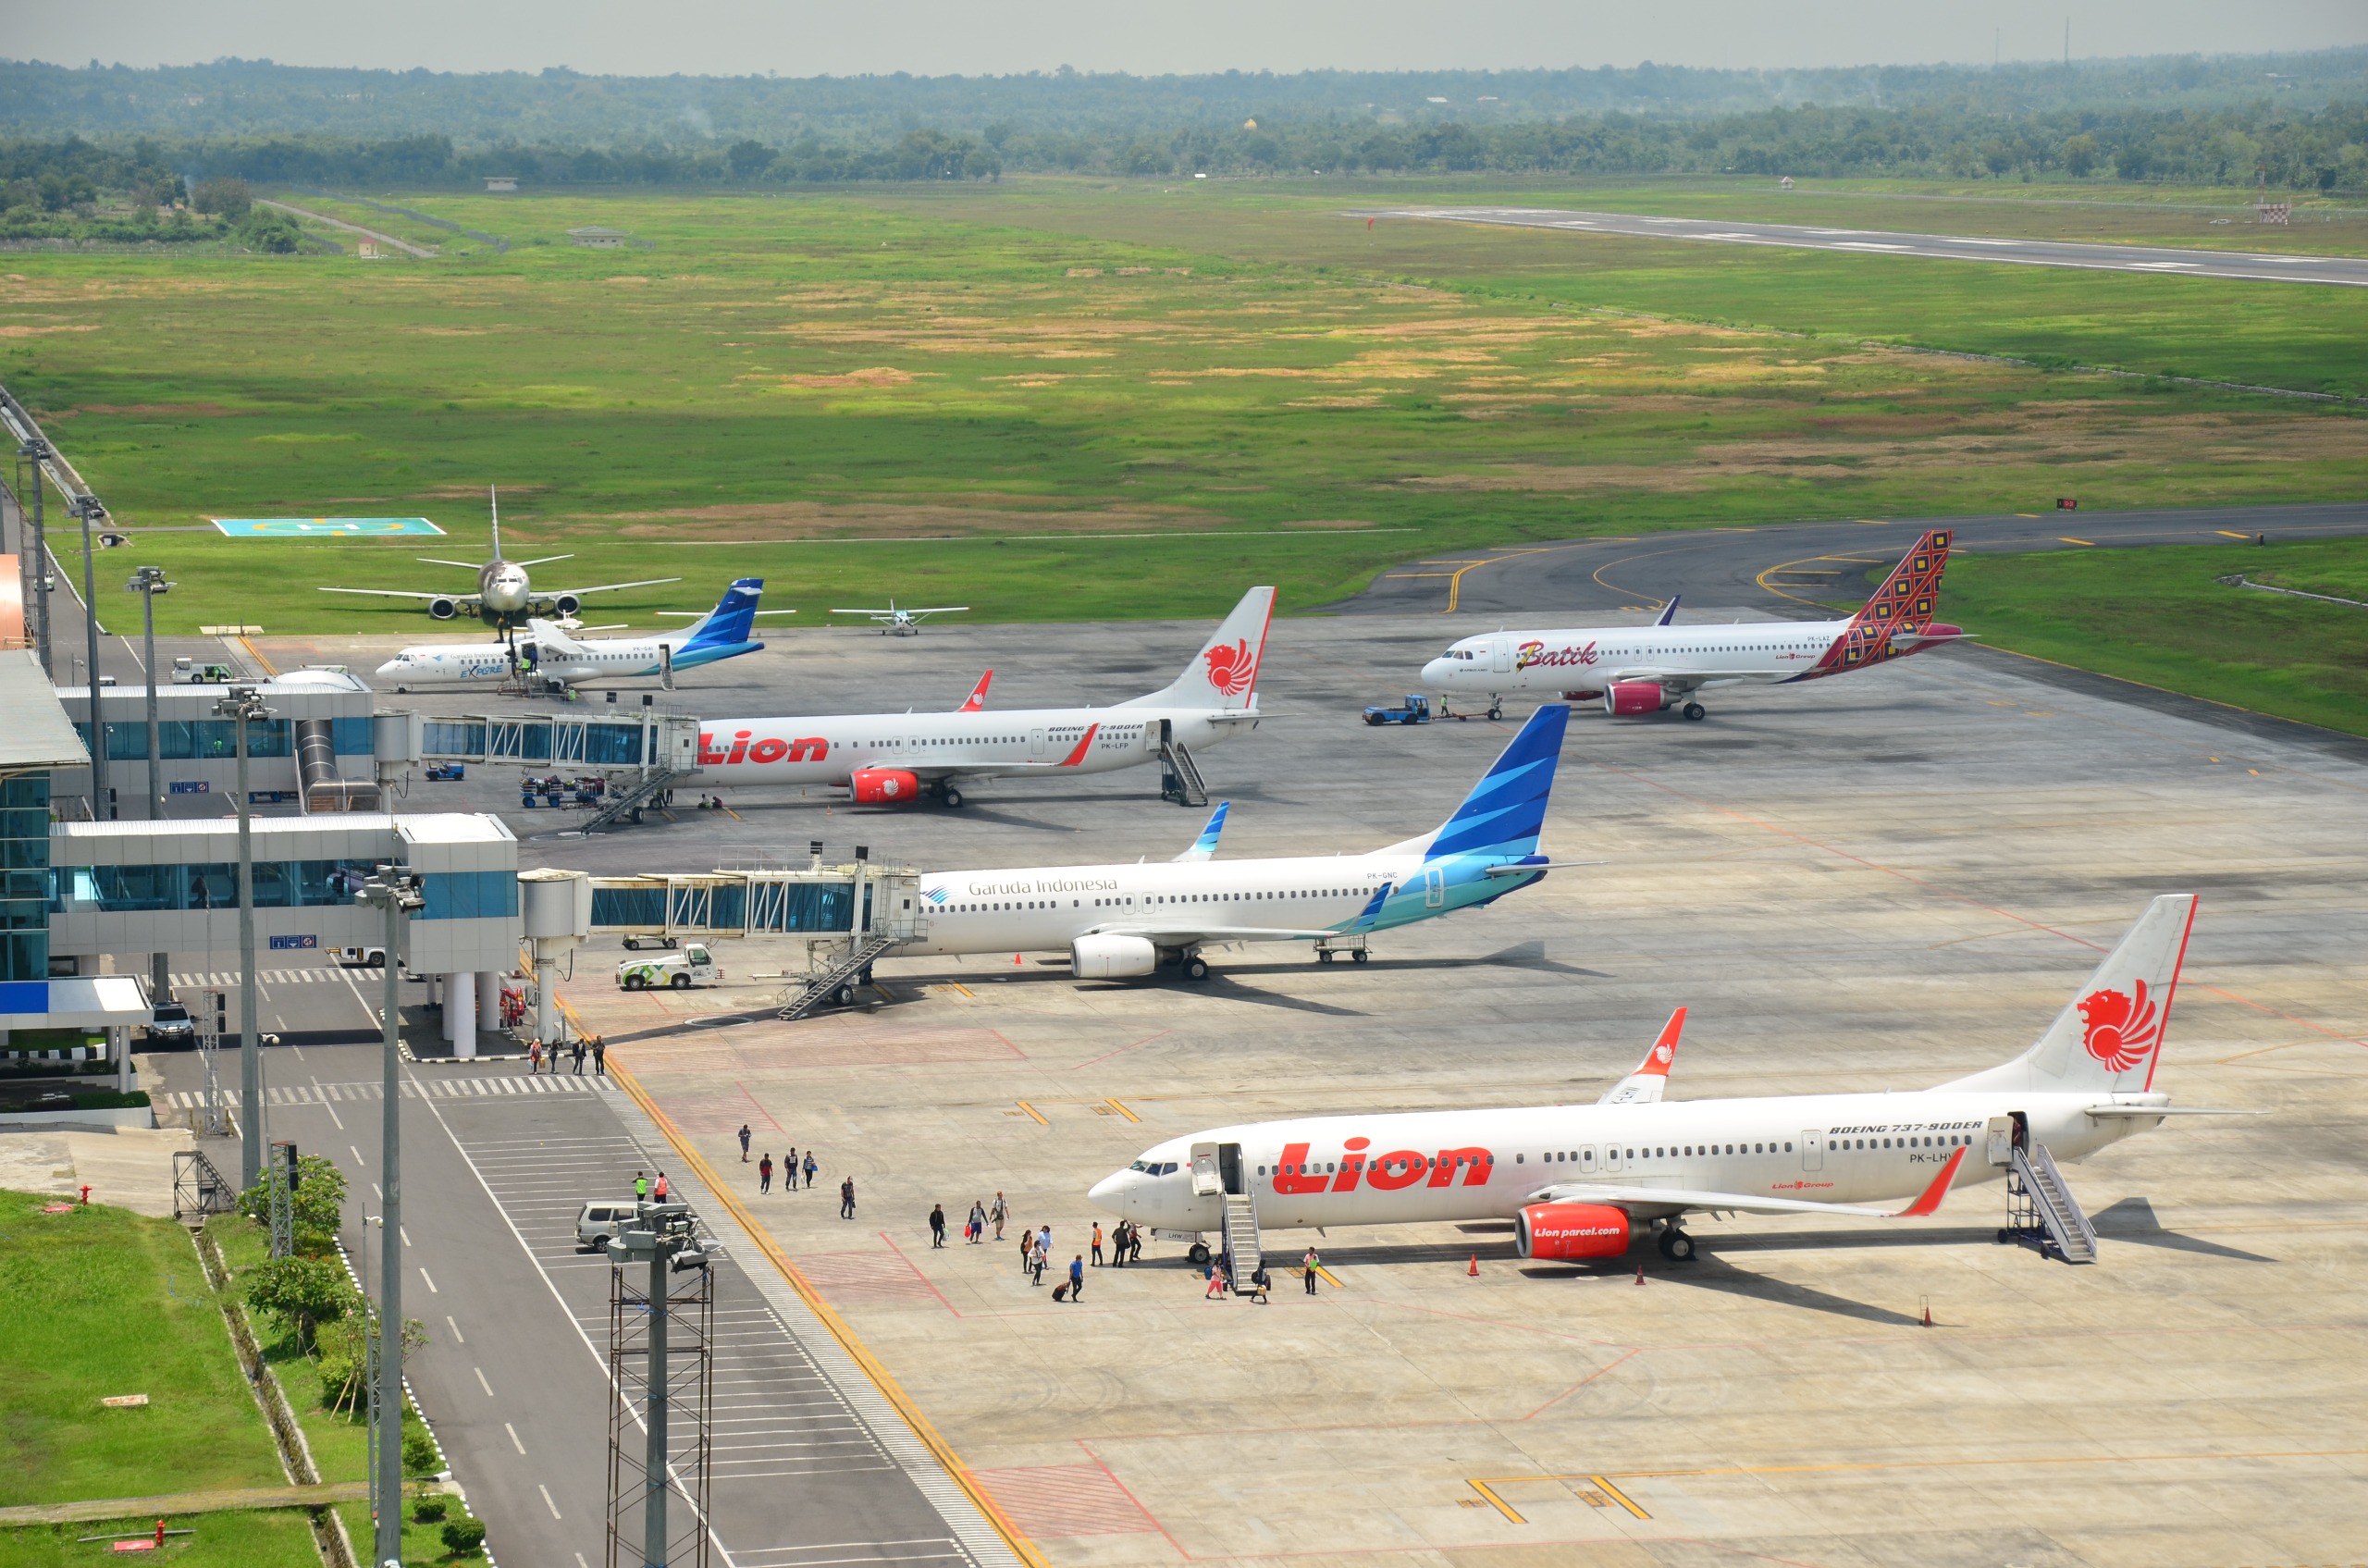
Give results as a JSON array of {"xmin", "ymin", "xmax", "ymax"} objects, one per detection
[{"xmin": 1355, "ymin": 205, "xmax": 2368, "ymax": 287}]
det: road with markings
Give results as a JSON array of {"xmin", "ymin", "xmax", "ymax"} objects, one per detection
[
  {"xmin": 1355, "ymin": 205, "xmax": 2368, "ymax": 288},
  {"xmin": 154, "ymin": 1036, "xmax": 1005, "ymax": 1568}
]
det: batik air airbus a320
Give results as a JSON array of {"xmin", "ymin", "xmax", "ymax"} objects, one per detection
[
  {"xmin": 1093, "ymin": 895, "xmax": 2247, "ymax": 1266},
  {"xmin": 900, "ymin": 703, "xmax": 1571, "ymax": 982},
  {"xmin": 689, "ymin": 587, "xmax": 1273, "ymax": 809},
  {"xmin": 1422, "ymin": 530, "xmax": 1963, "ymax": 722}
]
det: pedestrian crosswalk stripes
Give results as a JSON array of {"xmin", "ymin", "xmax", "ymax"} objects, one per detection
[
  {"xmin": 161, "ymin": 1074, "xmax": 612, "ymax": 1110},
  {"xmin": 168, "ymin": 969, "xmax": 348, "ymax": 988}
]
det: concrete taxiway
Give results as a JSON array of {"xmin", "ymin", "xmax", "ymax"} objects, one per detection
[
  {"xmin": 293, "ymin": 605, "xmax": 2367, "ymax": 1568},
  {"xmin": 1357, "ymin": 205, "xmax": 2368, "ymax": 288}
]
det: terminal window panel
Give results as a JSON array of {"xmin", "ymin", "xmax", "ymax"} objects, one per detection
[
  {"xmin": 49, "ymin": 858, "xmax": 380, "ymax": 913},
  {"xmin": 0, "ymin": 774, "xmax": 47, "ymax": 982},
  {"xmin": 419, "ymin": 870, "xmax": 520, "ymax": 921},
  {"xmin": 79, "ymin": 718, "xmax": 295, "ymax": 761}
]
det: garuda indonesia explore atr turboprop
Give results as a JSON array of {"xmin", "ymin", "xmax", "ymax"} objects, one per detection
[
  {"xmin": 1424, "ymin": 530, "xmax": 1964, "ymax": 722},
  {"xmin": 899, "ymin": 703, "xmax": 1572, "ymax": 982}
]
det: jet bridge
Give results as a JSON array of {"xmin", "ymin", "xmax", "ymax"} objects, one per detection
[{"xmin": 582, "ymin": 842, "xmax": 922, "ymax": 987}]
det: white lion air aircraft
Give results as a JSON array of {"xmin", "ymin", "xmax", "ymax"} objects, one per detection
[
  {"xmin": 689, "ymin": 587, "xmax": 1271, "ymax": 809},
  {"xmin": 1422, "ymin": 529, "xmax": 1963, "ymax": 722},
  {"xmin": 1093, "ymin": 895, "xmax": 2243, "ymax": 1267}
]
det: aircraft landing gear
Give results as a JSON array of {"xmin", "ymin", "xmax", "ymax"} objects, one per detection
[
  {"xmin": 941, "ymin": 784, "xmax": 966, "ymax": 809},
  {"xmin": 1656, "ymin": 1227, "xmax": 1696, "ymax": 1262},
  {"xmin": 1183, "ymin": 955, "xmax": 1211, "ymax": 982},
  {"xmin": 1486, "ymin": 697, "xmax": 1504, "ymax": 721},
  {"xmin": 1187, "ymin": 1241, "xmax": 1212, "ymax": 1267},
  {"xmin": 1682, "ymin": 702, "xmax": 1707, "ymax": 722}
]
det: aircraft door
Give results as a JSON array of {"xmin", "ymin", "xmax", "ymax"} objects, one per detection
[
  {"xmin": 1189, "ymin": 1142, "xmax": 1222, "ymax": 1196},
  {"xmin": 1801, "ymin": 1130, "xmax": 1823, "ymax": 1171},
  {"xmin": 1490, "ymin": 637, "xmax": 1513, "ymax": 674},
  {"xmin": 1603, "ymin": 1142, "xmax": 1623, "ymax": 1174},
  {"xmin": 1578, "ymin": 1146, "xmax": 1597, "ymax": 1174},
  {"xmin": 1218, "ymin": 1143, "xmax": 1245, "ymax": 1196},
  {"xmin": 1424, "ymin": 867, "xmax": 1445, "ymax": 907},
  {"xmin": 1984, "ymin": 1116, "xmax": 2015, "ymax": 1168},
  {"xmin": 1030, "ymin": 728, "xmax": 1048, "ymax": 759}
]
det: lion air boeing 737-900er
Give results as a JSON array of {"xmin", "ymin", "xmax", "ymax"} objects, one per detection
[
  {"xmin": 688, "ymin": 586, "xmax": 1273, "ymax": 808},
  {"xmin": 1423, "ymin": 529, "xmax": 1964, "ymax": 722},
  {"xmin": 1092, "ymin": 895, "xmax": 2249, "ymax": 1266},
  {"xmin": 898, "ymin": 702, "xmax": 1572, "ymax": 982}
]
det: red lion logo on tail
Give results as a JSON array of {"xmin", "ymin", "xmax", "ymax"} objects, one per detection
[
  {"xmin": 2078, "ymin": 979, "xmax": 2163, "ymax": 1072},
  {"xmin": 1203, "ymin": 638, "xmax": 1254, "ymax": 698}
]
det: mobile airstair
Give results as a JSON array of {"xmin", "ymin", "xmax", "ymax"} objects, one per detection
[
  {"xmin": 1158, "ymin": 721, "xmax": 1208, "ymax": 808},
  {"xmin": 2004, "ymin": 1142, "xmax": 2098, "ymax": 1265},
  {"xmin": 1220, "ymin": 1192, "xmax": 1263, "ymax": 1287}
]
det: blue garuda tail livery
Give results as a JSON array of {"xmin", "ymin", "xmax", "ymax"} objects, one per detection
[
  {"xmin": 902, "ymin": 704, "xmax": 1572, "ymax": 982},
  {"xmin": 376, "ymin": 578, "xmax": 781, "ymax": 690}
]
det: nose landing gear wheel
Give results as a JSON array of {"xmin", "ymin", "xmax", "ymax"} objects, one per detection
[
  {"xmin": 1183, "ymin": 956, "xmax": 1211, "ymax": 982},
  {"xmin": 1188, "ymin": 1241, "xmax": 1211, "ymax": 1267},
  {"xmin": 1682, "ymin": 702, "xmax": 1707, "ymax": 722},
  {"xmin": 1486, "ymin": 700, "xmax": 1504, "ymax": 721}
]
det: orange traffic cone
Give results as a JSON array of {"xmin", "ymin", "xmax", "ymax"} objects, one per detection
[
  {"xmin": 1634, "ymin": 1264, "xmax": 1646, "ymax": 1286},
  {"xmin": 1920, "ymin": 1295, "xmax": 1933, "ymax": 1327},
  {"xmin": 1467, "ymin": 1253, "xmax": 1479, "ymax": 1277},
  {"xmin": 1013, "ymin": 954, "xmax": 1023, "ymax": 966}
]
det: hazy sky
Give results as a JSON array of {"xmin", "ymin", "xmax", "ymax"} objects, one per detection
[{"xmin": 19, "ymin": 0, "xmax": 2368, "ymax": 77}]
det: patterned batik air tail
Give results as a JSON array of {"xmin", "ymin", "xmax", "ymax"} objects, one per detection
[
  {"xmin": 1940, "ymin": 894, "xmax": 2199, "ymax": 1096},
  {"xmin": 1798, "ymin": 530, "xmax": 1956, "ymax": 679}
]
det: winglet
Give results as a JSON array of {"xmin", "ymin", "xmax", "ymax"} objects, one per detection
[
  {"xmin": 1655, "ymin": 595, "xmax": 1681, "ymax": 627},
  {"xmin": 958, "ymin": 671, "xmax": 993, "ymax": 712},
  {"xmin": 1889, "ymin": 1147, "xmax": 1967, "ymax": 1219},
  {"xmin": 1597, "ymin": 1006, "xmax": 1685, "ymax": 1105},
  {"xmin": 1172, "ymin": 801, "xmax": 1229, "ymax": 862}
]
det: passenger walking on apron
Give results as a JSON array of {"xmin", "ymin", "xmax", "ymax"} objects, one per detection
[
  {"xmin": 1068, "ymin": 1254, "xmax": 1085, "ymax": 1303},
  {"xmin": 804, "ymin": 1152, "xmax": 819, "ymax": 1190},
  {"xmin": 840, "ymin": 1177, "xmax": 856, "ymax": 1219},
  {"xmin": 930, "ymin": 1204, "xmax": 947, "ymax": 1247},
  {"xmin": 967, "ymin": 1200, "xmax": 986, "ymax": 1243},
  {"xmin": 591, "ymin": 1037, "xmax": 607, "ymax": 1077},
  {"xmin": 990, "ymin": 1191, "xmax": 1007, "ymax": 1241},
  {"xmin": 1302, "ymin": 1245, "xmax": 1321, "ymax": 1295},
  {"xmin": 758, "ymin": 1154, "xmax": 773, "ymax": 1194},
  {"xmin": 571, "ymin": 1038, "xmax": 586, "ymax": 1075},
  {"xmin": 738, "ymin": 1124, "xmax": 752, "ymax": 1163}
]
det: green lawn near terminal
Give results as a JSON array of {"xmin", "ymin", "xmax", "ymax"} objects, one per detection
[
  {"xmin": 1, "ymin": 182, "xmax": 2362, "ymax": 635},
  {"xmin": 0, "ymin": 1510, "xmax": 325, "ymax": 1568},
  {"xmin": 1942, "ymin": 538, "xmax": 2368, "ymax": 736},
  {"xmin": 0, "ymin": 1191, "xmax": 287, "ymax": 1508}
]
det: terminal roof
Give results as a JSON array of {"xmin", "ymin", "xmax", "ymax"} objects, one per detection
[{"xmin": 0, "ymin": 648, "xmax": 92, "ymax": 770}]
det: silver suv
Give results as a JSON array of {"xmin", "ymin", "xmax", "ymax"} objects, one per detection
[
  {"xmin": 145, "ymin": 1001, "xmax": 196, "ymax": 1048},
  {"xmin": 574, "ymin": 1200, "xmax": 644, "ymax": 1253}
]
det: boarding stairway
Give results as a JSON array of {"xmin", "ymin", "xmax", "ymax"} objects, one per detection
[
  {"xmin": 776, "ymin": 932, "xmax": 904, "ymax": 1022},
  {"xmin": 2005, "ymin": 1143, "xmax": 2098, "ymax": 1265},
  {"xmin": 1158, "ymin": 722, "xmax": 1208, "ymax": 809},
  {"xmin": 579, "ymin": 765, "xmax": 684, "ymax": 834},
  {"xmin": 1220, "ymin": 1191, "xmax": 1263, "ymax": 1288}
]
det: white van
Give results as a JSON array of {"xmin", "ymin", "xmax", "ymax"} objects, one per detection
[{"xmin": 574, "ymin": 1200, "xmax": 643, "ymax": 1252}]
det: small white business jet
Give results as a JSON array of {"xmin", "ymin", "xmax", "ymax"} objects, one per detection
[
  {"xmin": 1424, "ymin": 530, "xmax": 1963, "ymax": 721},
  {"xmin": 902, "ymin": 704, "xmax": 1569, "ymax": 981},
  {"xmin": 376, "ymin": 579, "xmax": 782, "ymax": 690},
  {"xmin": 1094, "ymin": 895, "xmax": 2250, "ymax": 1266},
  {"xmin": 692, "ymin": 586, "xmax": 1272, "ymax": 809},
  {"xmin": 321, "ymin": 488, "xmax": 678, "ymax": 632},
  {"xmin": 831, "ymin": 599, "xmax": 968, "ymax": 636}
]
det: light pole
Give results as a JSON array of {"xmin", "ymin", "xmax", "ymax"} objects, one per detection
[
  {"xmin": 355, "ymin": 869, "xmax": 420, "ymax": 1568},
  {"xmin": 608, "ymin": 1203, "xmax": 706, "ymax": 1568},
  {"xmin": 127, "ymin": 567, "xmax": 172, "ymax": 1003},
  {"xmin": 16, "ymin": 437, "xmax": 49, "ymax": 675},
  {"xmin": 216, "ymin": 685, "xmax": 271, "ymax": 1188},
  {"xmin": 72, "ymin": 496, "xmax": 109, "ymax": 819}
]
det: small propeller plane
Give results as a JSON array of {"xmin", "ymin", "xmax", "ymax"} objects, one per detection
[{"xmin": 830, "ymin": 599, "xmax": 969, "ymax": 636}]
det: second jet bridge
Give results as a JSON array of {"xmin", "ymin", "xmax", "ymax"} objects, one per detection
[{"xmin": 582, "ymin": 852, "xmax": 922, "ymax": 1000}]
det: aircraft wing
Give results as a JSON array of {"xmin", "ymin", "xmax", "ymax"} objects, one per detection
[
  {"xmin": 548, "ymin": 577, "xmax": 682, "ymax": 599},
  {"xmin": 1529, "ymin": 1149, "xmax": 1967, "ymax": 1221},
  {"xmin": 320, "ymin": 586, "xmax": 483, "ymax": 603},
  {"xmin": 1084, "ymin": 922, "xmax": 1341, "ymax": 946}
]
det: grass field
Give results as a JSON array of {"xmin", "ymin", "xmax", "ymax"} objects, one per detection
[
  {"xmin": 0, "ymin": 1191, "xmax": 286, "ymax": 1508},
  {"xmin": 1, "ymin": 179, "xmax": 2362, "ymax": 636},
  {"xmin": 0, "ymin": 1510, "xmax": 324, "ymax": 1568},
  {"xmin": 1938, "ymin": 538, "xmax": 2368, "ymax": 736}
]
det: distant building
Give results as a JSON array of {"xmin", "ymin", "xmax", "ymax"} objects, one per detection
[
  {"xmin": 567, "ymin": 226, "xmax": 630, "ymax": 248},
  {"xmin": 484, "ymin": 176, "xmax": 519, "ymax": 192},
  {"xmin": 1780, "ymin": 176, "xmax": 1796, "ymax": 191},
  {"xmin": 357, "ymin": 241, "xmax": 379, "ymax": 259}
]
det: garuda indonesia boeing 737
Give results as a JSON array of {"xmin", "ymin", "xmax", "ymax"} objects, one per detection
[
  {"xmin": 900, "ymin": 704, "xmax": 1572, "ymax": 982},
  {"xmin": 376, "ymin": 578, "xmax": 777, "ymax": 690}
]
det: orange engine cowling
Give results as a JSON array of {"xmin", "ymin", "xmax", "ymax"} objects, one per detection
[
  {"xmin": 849, "ymin": 768, "xmax": 921, "ymax": 805},
  {"xmin": 1516, "ymin": 1202, "xmax": 1634, "ymax": 1261},
  {"xmin": 1602, "ymin": 682, "xmax": 1668, "ymax": 717}
]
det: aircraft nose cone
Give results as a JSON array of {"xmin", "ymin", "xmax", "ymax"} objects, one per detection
[
  {"xmin": 375, "ymin": 659, "xmax": 404, "ymax": 677},
  {"xmin": 1086, "ymin": 1171, "xmax": 1129, "ymax": 1215},
  {"xmin": 1422, "ymin": 657, "xmax": 1450, "ymax": 685}
]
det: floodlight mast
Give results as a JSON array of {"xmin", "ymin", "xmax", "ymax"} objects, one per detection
[
  {"xmin": 73, "ymin": 495, "xmax": 109, "ymax": 819},
  {"xmin": 127, "ymin": 566, "xmax": 173, "ymax": 1004},
  {"xmin": 355, "ymin": 869, "xmax": 421, "ymax": 1568},
  {"xmin": 213, "ymin": 685, "xmax": 272, "ymax": 1186}
]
